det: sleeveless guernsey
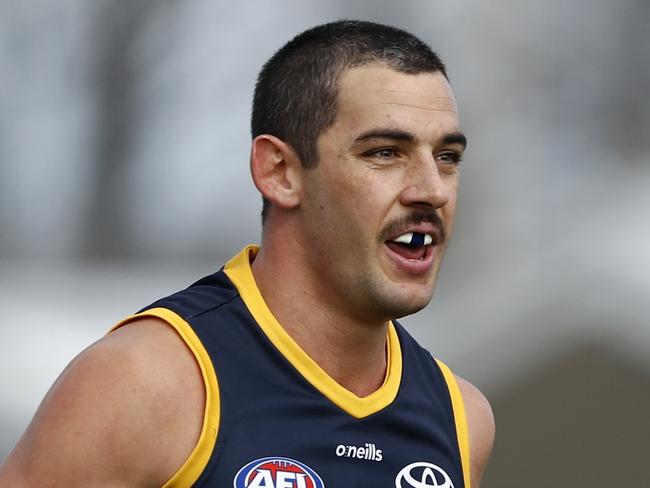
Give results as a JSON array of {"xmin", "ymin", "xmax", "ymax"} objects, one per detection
[{"xmin": 112, "ymin": 245, "xmax": 471, "ymax": 488}]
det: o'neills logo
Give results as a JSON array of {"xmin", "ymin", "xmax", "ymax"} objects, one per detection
[
  {"xmin": 335, "ymin": 443, "xmax": 383, "ymax": 462},
  {"xmin": 233, "ymin": 456, "xmax": 324, "ymax": 488}
]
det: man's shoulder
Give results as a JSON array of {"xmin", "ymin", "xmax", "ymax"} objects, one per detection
[
  {"xmin": 0, "ymin": 317, "xmax": 204, "ymax": 487},
  {"xmin": 392, "ymin": 327, "xmax": 495, "ymax": 487},
  {"xmin": 78, "ymin": 317, "xmax": 206, "ymax": 481},
  {"xmin": 454, "ymin": 374, "xmax": 495, "ymax": 487}
]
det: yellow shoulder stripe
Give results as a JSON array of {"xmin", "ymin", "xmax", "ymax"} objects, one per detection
[
  {"xmin": 109, "ymin": 307, "xmax": 220, "ymax": 488},
  {"xmin": 435, "ymin": 359, "xmax": 471, "ymax": 488}
]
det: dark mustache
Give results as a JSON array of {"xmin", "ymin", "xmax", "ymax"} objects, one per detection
[{"xmin": 379, "ymin": 210, "xmax": 446, "ymax": 244}]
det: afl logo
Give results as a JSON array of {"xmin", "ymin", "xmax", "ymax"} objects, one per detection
[
  {"xmin": 234, "ymin": 456, "xmax": 325, "ymax": 488},
  {"xmin": 395, "ymin": 462, "xmax": 454, "ymax": 488}
]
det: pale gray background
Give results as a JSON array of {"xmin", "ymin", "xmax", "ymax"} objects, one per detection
[{"xmin": 1, "ymin": 1, "xmax": 649, "ymax": 486}]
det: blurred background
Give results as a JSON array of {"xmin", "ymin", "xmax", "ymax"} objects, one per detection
[{"xmin": 1, "ymin": 0, "xmax": 648, "ymax": 485}]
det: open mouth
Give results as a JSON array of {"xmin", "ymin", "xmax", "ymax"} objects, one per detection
[{"xmin": 385, "ymin": 232, "xmax": 433, "ymax": 260}]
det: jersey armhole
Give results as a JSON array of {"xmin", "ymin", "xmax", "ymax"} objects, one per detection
[
  {"xmin": 435, "ymin": 359, "xmax": 471, "ymax": 488},
  {"xmin": 109, "ymin": 307, "xmax": 220, "ymax": 488}
]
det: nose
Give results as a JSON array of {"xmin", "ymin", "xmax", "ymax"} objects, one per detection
[{"xmin": 399, "ymin": 157, "xmax": 451, "ymax": 210}]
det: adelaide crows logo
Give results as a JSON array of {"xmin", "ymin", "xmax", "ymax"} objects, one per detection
[{"xmin": 233, "ymin": 456, "xmax": 325, "ymax": 488}]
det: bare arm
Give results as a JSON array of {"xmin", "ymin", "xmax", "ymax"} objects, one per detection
[
  {"xmin": 456, "ymin": 375, "xmax": 495, "ymax": 488},
  {"xmin": 0, "ymin": 318, "xmax": 205, "ymax": 488}
]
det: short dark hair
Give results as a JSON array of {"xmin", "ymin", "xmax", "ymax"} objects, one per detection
[{"xmin": 252, "ymin": 20, "xmax": 448, "ymax": 223}]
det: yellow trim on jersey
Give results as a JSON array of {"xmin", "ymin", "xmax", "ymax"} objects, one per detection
[
  {"xmin": 435, "ymin": 359, "xmax": 471, "ymax": 488},
  {"xmin": 224, "ymin": 245, "xmax": 402, "ymax": 419},
  {"xmin": 109, "ymin": 308, "xmax": 220, "ymax": 488}
]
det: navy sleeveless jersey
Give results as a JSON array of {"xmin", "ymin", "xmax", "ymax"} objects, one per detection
[{"xmin": 112, "ymin": 246, "xmax": 471, "ymax": 488}]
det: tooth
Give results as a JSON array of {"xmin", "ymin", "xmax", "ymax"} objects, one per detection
[
  {"xmin": 392, "ymin": 232, "xmax": 434, "ymax": 246},
  {"xmin": 393, "ymin": 233, "xmax": 414, "ymax": 244}
]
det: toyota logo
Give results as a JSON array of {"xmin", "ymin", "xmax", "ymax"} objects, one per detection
[{"xmin": 395, "ymin": 462, "xmax": 454, "ymax": 488}]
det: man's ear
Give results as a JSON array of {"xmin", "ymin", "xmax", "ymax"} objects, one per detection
[{"xmin": 250, "ymin": 135, "xmax": 302, "ymax": 210}]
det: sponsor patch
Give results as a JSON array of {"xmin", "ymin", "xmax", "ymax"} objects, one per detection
[
  {"xmin": 234, "ymin": 456, "xmax": 325, "ymax": 488},
  {"xmin": 395, "ymin": 462, "xmax": 454, "ymax": 488}
]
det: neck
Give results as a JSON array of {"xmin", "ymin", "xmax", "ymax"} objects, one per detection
[{"xmin": 251, "ymin": 228, "xmax": 389, "ymax": 397}]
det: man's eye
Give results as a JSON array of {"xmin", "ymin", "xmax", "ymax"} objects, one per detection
[
  {"xmin": 437, "ymin": 151, "xmax": 462, "ymax": 165},
  {"xmin": 371, "ymin": 148, "xmax": 398, "ymax": 159}
]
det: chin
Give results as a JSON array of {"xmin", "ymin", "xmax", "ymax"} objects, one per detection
[{"xmin": 379, "ymin": 286, "xmax": 435, "ymax": 320}]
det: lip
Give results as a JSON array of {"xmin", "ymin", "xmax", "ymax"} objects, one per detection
[{"xmin": 384, "ymin": 241, "xmax": 437, "ymax": 276}]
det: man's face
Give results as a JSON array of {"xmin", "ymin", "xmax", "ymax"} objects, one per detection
[{"xmin": 298, "ymin": 64, "xmax": 465, "ymax": 321}]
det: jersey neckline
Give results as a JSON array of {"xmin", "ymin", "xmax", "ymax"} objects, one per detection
[{"xmin": 224, "ymin": 244, "xmax": 402, "ymax": 419}]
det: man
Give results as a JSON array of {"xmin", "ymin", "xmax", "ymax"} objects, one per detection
[{"xmin": 0, "ymin": 20, "xmax": 494, "ymax": 487}]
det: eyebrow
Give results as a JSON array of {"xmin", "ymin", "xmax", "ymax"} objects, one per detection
[
  {"xmin": 354, "ymin": 128, "xmax": 467, "ymax": 149},
  {"xmin": 441, "ymin": 131, "xmax": 467, "ymax": 149},
  {"xmin": 354, "ymin": 128, "xmax": 416, "ymax": 144}
]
